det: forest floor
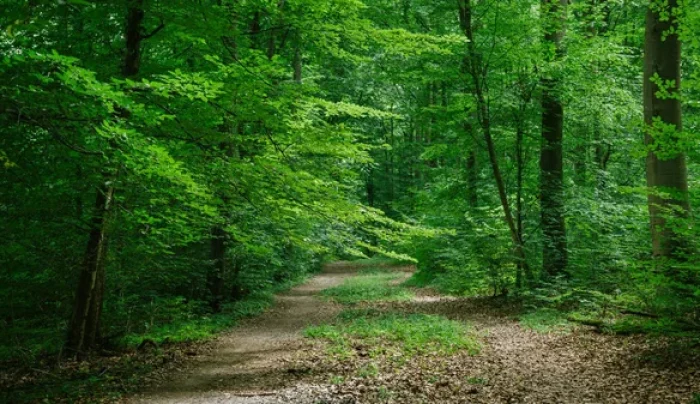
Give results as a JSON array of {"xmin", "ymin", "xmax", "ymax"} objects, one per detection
[{"xmin": 128, "ymin": 261, "xmax": 700, "ymax": 404}]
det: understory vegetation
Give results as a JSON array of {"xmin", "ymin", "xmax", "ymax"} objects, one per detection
[
  {"xmin": 321, "ymin": 270, "xmax": 414, "ymax": 304},
  {"xmin": 305, "ymin": 266, "xmax": 480, "ymax": 386},
  {"xmin": 305, "ymin": 309, "xmax": 479, "ymax": 358},
  {"xmin": 309, "ymin": 267, "xmax": 479, "ymax": 359}
]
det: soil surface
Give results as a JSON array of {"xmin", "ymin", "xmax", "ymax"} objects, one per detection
[
  {"xmin": 130, "ymin": 262, "xmax": 700, "ymax": 404},
  {"xmin": 130, "ymin": 262, "xmax": 383, "ymax": 403}
]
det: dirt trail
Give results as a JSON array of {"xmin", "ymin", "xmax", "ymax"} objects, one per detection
[
  {"xmin": 131, "ymin": 262, "xmax": 699, "ymax": 404},
  {"xmin": 131, "ymin": 261, "xmax": 372, "ymax": 404}
]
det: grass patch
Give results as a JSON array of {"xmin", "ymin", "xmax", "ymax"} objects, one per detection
[
  {"xmin": 403, "ymin": 267, "xmax": 491, "ymax": 297},
  {"xmin": 402, "ymin": 269, "xmax": 433, "ymax": 289},
  {"xmin": 304, "ymin": 309, "xmax": 480, "ymax": 357},
  {"xmin": 321, "ymin": 271, "xmax": 413, "ymax": 304},
  {"xmin": 329, "ymin": 374, "xmax": 345, "ymax": 384},
  {"xmin": 520, "ymin": 308, "xmax": 576, "ymax": 334},
  {"xmin": 466, "ymin": 376, "xmax": 488, "ymax": 385}
]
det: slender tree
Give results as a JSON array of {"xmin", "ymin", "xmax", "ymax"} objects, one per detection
[
  {"xmin": 66, "ymin": 0, "xmax": 146, "ymax": 358},
  {"xmin": 458, "ymin": 0, "xmax": 529, "ymax": 276}
]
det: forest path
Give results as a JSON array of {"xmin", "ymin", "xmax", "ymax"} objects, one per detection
[
  {"xmin": 130, "ymin": 262, "xmax": 700, "ymax": 404},
  {"xmin": 130, "ymin": 261, "xmax": 406, "ymax": 404}
]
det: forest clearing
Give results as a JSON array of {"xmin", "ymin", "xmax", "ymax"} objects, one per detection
[{"xmin": 2, "ymin": 0, "xmax": 700, "ymax": 402}]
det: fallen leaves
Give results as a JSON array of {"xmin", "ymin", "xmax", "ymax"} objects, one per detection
[{"xmin": 286, "ymin": 291, "xmax": 700, "ymax": 403}]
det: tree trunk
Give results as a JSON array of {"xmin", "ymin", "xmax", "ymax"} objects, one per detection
[
  {"xmin": 366, "ymin": 169, "xmax": 375, "ymax": 208},
  {"xmin": 123, "ymin": 0, "xmax": 144, "ymax": 77},
  {"xmin": 66, "ymin": 178, "xmax": 114, "ymax": 358},
  {"xmin": 266, "ymin": 0, "xmax": 287, "ymax": 60},
  {"xmin": 208, "ymin": 225, "xmax": 227, "ymax": 312},
  {"xmin": 540, "ymin": 0, "xmax": 568, "ymax": 277},
  {"xmin": 643, "ymin": 0, "xmax": 690, "ymax": 260},
  {"xmin": 459, "ymin": 0, "xmax": 529, "ymax": 273},
  {"xmin": 516, "ymin": 122, "xmax": 525, "ymax": 287},
  {"xmin": 458, "ymin": 7, "xmax": 478, "ymax": 210},
  {"xmin": 589, "ymin": 0, "xmax": 611, "ymax": 194},
  {"xmin": 66, "ymin": 0, "xmax": 145, "ymax": 358}
]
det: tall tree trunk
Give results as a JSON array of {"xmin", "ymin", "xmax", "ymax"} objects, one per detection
[
  {"xmin": 459, "ymin": 0, "xmax": 529, "ymax": 273},
  {"xmin": 123, "ymin": 0, "xmax": 144, "ymax": 77},
  {"xmin": 249, "ymin": 11, "xmax": 262, "ymax": 49},
  {"xmin": 589, "ymin": 0, "xmax": 611, "ymax": 194},
  {"xmin": 66, "ymin": 177, "xmax": 115, "ymax": 358},
  {"xmin": 643, "ymin": 0, "xmax": 690, "ymax": 261},
  {"xmin": 594, "ymin": 121, "xmax": 612, "ymax": 193},
  {"xmin": 514, "ymin": 74, "xmax": 536, "ymax": 286},
  {"xmin": 389, "ymin": 116, "xmax": 395, "ymax": 205},
  {"xmin": 66, "ymin": 0, "xmax": 145, "ymax": 358},
  {"xmin": 208, "ymin": 225, "xmax": 227, "ymax": 312},
  {"xmin": 516, "ymin": 122, "xmax": 525, "ymax": 287},
  {"xmin": 366, "ymin": 169, "xmax": 375, "ymax": 208},
  {"xmin": 540, "ymin": 0, "xmax": 568, "ymax": 277},
  {"xmin": 267, "ymin": 0, "xmax": 286, "ymax": 60}
]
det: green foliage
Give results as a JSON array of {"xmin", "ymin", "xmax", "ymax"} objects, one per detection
[
  {"xmin": 607, "ymin": 317, "xmax": 699, "ymax": 336},
  {"xmin": 119, "ymin": 290, "xmax": 277, "ymax": 348},
  {"xmin": 519, "ymin": 309, "xmax": 576, "ymax": 334},
  {"xmin": 405, "ymin": 222, "xmax": 515, "ymax": 297},
  {"xmin": 466, "ymin": 376, "xmax": 488, "ymax": 385},
  {"xmin": 320, "ymin": 270, "xmax": 414, "ymax": 304},
  {"xmin": 304, "ymin": 309, "xmax": 480, "ymax": 357},
  {"xmin": 0, "ymin": 0, "xmax": 429, "ymax": 369}
]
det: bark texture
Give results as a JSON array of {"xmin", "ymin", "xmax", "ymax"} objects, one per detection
[
  {"xmin": 643, "ymin": 0, "xmax": 690, "ymax": 259},
  {"xmin": 66, "ymin": 178, "xmax": 114, "ymax": 357},
  {"xmin": 540, "ymin": 0, "xmax": 568, "ymax": 277}
]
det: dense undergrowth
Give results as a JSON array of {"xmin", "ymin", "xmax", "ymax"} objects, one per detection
[
  {"xmin": 406, "ymin": 260, "xmax": 700, "ymax": 338},
  {"xmin": 1, "ymin": 249, "xmax": 323, "ymax": 364},
  {"xmin": 0, "ymin": 259, "xmax": 318, "ymax": 404}
]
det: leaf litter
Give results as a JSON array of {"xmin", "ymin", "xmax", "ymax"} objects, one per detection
[{"xmin": 121, "ymin": 262, "xmax": 699, "ymax": 403}]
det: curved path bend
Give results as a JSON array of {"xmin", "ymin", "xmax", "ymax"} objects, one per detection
[{"xmin": 131, "ymin": 261, "xmax": 382, "ymax": 404}]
